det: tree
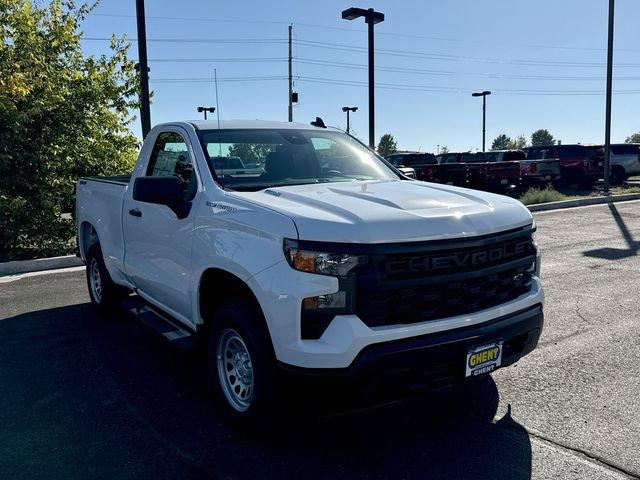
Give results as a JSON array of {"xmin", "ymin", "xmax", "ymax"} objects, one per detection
[
  {"xmin": 625, "ymin": 132, "xmax": 640, "ymax": 143},
  {"xmin": 439, "ymin": 145, "xmax": 449, "ymax": 154},
  {"xmin": 531, "ymin": 129, "xmax": 555, "ymax": 146},
  {"xmin": 0, "ymin": 0, "xmax": 139, "ymax": 260},
  {"xmin": 377, "ymin": 134, "xmax": 397, "ymax": 157},
  {"xmin": 228, "ymin": 143, "xmax": 273, "ymax": 167},
  {"xmin": 507, "ymin": 134, "xmax": 528, "ymax": 150},
  {"xmin": 491, "ymin": 134, "xmax": 511, "ymax": 151}
]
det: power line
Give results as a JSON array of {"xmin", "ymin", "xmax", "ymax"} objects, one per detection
[
  {"xmin": 145, "ymin": 73, "xmax": 640, "ymax": 95},
  {"xmin": 150, "ymin": 75, "xmax": 289, "ymax": 83},
  {"xmin": 82, "ymin": 34, "xmax": 640, "ymax": 68},
  {"xmin": 296, "ymin": 58, "xmax": 640, "ymax": 81},
  {"xmin": 149, "ymin": 57, "xmax": 287, "ymax": 63},
  {"xmin": 294, "ymin": 39, "xmax": 640, "ymax": 68},
  {"xmin": 132, "ymin": 54, "xmax": 640, "ymax": 81},
  {"xmin": 297, "ymin": 76, "xmax": 640, "ymax": 96},
  {"xmin": 87, "ymin": 12, "xmax": 640, "ymax": 53},
  {"xmin": 83, "ymin": 36, "xmax": 286, "ymax": 44},
  {"xmin": 89, "ymin": 13, "xmax": 288, "ymax": 26}
]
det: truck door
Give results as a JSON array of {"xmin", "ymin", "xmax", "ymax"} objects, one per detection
[{"xmin": 122, "ymin": 128, "xmax": 198, "ymax": 324}]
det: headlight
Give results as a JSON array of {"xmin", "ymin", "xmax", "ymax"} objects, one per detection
[
  {"xmin": 283, "ymin": 239, "xmax": 365, "ymax": 276},
  {"xmin": 531, "ymin": 223, "xmax": 541, "ymax": 277},
  {"xmin": 284, "ymin": 239, "xmax": 364, "ymax": 337}
]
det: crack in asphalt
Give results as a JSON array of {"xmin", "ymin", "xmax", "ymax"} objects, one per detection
[
  {"xmin": 524, "ymin": 428, "xmax": 639, "ymax": 479},
  {"xmin": 463, "ymin": 404, "xmax": 638, "ymax": 479}
]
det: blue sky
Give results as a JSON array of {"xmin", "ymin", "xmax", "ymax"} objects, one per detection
[{"xmin": 81, "ymin": 0, "xmax": 640, "ymax": 152}]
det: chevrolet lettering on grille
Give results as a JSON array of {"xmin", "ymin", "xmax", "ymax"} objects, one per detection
[{"xmin": 385, "ymin": 238, "xmax": 532, "ymax": 275}]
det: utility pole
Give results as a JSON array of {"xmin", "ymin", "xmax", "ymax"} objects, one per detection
[
  {"xmin": 472, "ymin": 90, "xmax": 491, "ymax": 152},
  {"xmin": 603, "ymin": 0, "xmax": 615, "ymax": 195},
  {"xmin": 288, "ymin": 24, "xmax": 293, "ymax": 122},
  {"xmin": 342, "ymin": 7, "xmax": 384, "ymax": 149},
  {"xmin": 135, "ymin": 0, "xmax": 151, "ymax": 138},
  {"xmin": 342, "ymin": 106, "xmax": 358, "ymax": 133}
]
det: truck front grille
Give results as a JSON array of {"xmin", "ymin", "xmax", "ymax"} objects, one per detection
[{"xmin": 354, "ymin": 228, "xmax": 536, "ymax": 328}]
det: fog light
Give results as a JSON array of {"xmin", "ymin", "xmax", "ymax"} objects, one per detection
[{"xmin": 303, "ymin": 291, "xmax": 347, "ymax": 310}]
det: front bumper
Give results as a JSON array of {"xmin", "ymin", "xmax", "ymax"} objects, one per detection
[{"xmin": 278, "ymin": 304, "xmax": 543, "ymax": 402}]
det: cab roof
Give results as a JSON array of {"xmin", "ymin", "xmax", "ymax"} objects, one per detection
[{"xmin": 188, "ymin": 119, "xmax": 333, "ymax": 131}]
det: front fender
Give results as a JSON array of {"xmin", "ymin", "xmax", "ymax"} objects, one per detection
[{"xmin": 190, "ymin": 193, "xmax": 299, "ymax": 325}]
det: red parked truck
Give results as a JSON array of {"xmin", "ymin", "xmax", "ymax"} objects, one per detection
[
  {"xmin": 485, "ymin": 150, "xmax": 561, "ymax": 188},
  {"xmin": 436, "ymin": 152, "xmax": 520, "ymax": 191},
  {"xmin": 523, "ymin": 144, "xmax": 602, "ymax": 189}
]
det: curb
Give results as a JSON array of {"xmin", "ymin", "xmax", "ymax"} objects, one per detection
[
  {"xmin": 0, "ymin": 255, "xmax": 84, "ymax": 276},
  {"xmin": 527, "ymin": 193, "xmax": 640, "ymax": 212}
]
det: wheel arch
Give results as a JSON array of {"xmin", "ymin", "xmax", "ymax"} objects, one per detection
[
  {"xmin": 197, "ymin": 268, "xmax": 274, "ymax": 352},
  {"xmin": 79, "ymin": 221, "xmax": 99, "ymax": 260}
]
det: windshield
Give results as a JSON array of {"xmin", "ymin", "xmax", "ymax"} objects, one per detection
[{"xmin": 198, "ymin": 128, "xmax": 399, "ymax": 191}]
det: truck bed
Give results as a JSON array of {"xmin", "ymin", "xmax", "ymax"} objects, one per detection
[{"xmin": 80, "ymin": 174, "xmax": 131, "ymax": 186}]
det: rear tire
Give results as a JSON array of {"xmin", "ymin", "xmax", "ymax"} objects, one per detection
[
  {"xmin": 207, "ymin": 299, "xmax": 277, "ymax": 421},
  {"xmin": 610, "ymin": 167, "xmax": 627, "ymax": 185},
  {"xmin": 85, "ymin": 243, "xmax": 129, "ymax": 313}
]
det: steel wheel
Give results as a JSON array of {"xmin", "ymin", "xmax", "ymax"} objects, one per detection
[
  {"xmin": 216, "ymin": 328, "xmax": 254, "ymax": 412},
  {"xmin": 89, "ymin": 258, "xmax": 103, "ymax": 303}
]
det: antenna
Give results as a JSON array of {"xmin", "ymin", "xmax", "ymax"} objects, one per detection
[{"xmin": 214, "ymin": 68, "xmax": 222, "ymax": 156}]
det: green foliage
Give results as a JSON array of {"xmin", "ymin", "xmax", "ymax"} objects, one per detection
[
  {"xmin": 0, "ymin": 0, "xmax": 139, "ymax": 261},
  {"xmin": 491, "ymin": 134, "xmax": 527, "ymax": 151},
  {"xmin": 377, "ymin": 133, "xmax": 397, "ymax": 157},
  {"xmin": 228, "ymin": 143, "xmax": 273, "ymax": 167},
  {"xmin": 491, "ymin": 134, "xmax": 511, "ymax": 151},
  {"xmin": 508, "ymin": 134, "xmax": 528, "ymax": 150},
  {"xmin": 625, "ymin": 132, "xmax": 640, "ymax": 143},
  {"xmin": 518, "ymin": 186, "xmax": 567, "ymax": 205},
  {"xmin": 530, "ymin": 129, "xmax": 555, "ymax": 146},
  {"xmin": 439, "ymin": 145, "xmax": 449, "ymax": 154}
]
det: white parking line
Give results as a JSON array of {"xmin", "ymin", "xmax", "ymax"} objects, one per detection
[{"xmin": 0, "ymin": 266, "xmax": 85, "ymax": 284}]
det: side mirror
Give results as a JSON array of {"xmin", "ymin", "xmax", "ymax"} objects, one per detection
[{"xmin": 133, "ymin": 176, "xmax": 183, "ymax": 206}]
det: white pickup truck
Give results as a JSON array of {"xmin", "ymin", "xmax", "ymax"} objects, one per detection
[{"xmin": 76, "ymin": 120, "xmax": 544, "ymax": 417}]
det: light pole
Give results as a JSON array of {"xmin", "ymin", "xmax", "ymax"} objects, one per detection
[
  {"xmin": 603, "ymin": 0, "xmax": 615, "ymax": 195},
  {"xmin": 197, "ymin": 106, "xmax": 215, "ymax": 120},
  {"xmin": 472, "ymin": 90, "xmax": 491, "ymax": 152},
  {"xmin": 135, "ymin": 0, "xmax": 151, "ymax": 138},
  {"xmin": 342, "ymin": 106, "xmax": 358, "ymax": 133},
  {"xmin": 342, "ymin": 7, "xmax": 384, "ymax": 149}
]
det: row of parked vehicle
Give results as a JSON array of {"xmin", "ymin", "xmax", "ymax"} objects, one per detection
[{"xmin": 386, "ymin": 143, "xmax": 640, "ymax": 191}]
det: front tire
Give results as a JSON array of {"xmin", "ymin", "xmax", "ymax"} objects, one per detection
[
  {"xmin": 85, "ymin": 243, "xmax": 128, "ymax": 313},
  {"xmin": 207, "ymin": 300, "xmax": 277, "ymax": 420},
  {"xmin": 610, "ymin": 167, "xmax": 627, "ymax": 185}
]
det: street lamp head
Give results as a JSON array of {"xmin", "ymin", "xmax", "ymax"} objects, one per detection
[
  {"xmin": 472, "ymin": 91, "xmax": 491, "ymax": 97},
  {"xmin": 342, "ymin": 7, "xmax": 367, "ymax": 20},
  {"xmin": 342, "ymin": 106, "xmax": 358, "ymax": 112},
  {"xmin": 342, "ymin": 7, "xmax": 384, "ymax": 24},
  {"xmin": 197, "ymin": 106, "xmax": 215, "ymax": 113}
]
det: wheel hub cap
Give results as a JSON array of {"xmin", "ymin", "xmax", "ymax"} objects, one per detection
[
  {"xmin": 216, "ymin": 329, "xmax": 254, "ymax": 412},
  {"xmin": 89, "ymin": 258, "xmax": 102, "ymax": 303}
]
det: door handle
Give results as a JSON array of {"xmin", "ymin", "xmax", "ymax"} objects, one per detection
[{"xmin": 129, "ymin": 208, "xmax": 142, "ymax": 217}]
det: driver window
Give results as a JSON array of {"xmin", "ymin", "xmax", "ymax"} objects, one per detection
[{"xmin": 146, "ymin": 131, "xmax": 196, "ymax": 200}]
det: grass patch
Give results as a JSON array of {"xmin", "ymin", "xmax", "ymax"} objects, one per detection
[
  {"xmin": 610, "ymin": 185, "xmax": 640, "ymax": 195},
  {"xmin": 518, "ymin": 186, "xmax": 570, "ymax": 205},
  {"xmin": 517, "ymin": 184, "xmax": 640, "ymax": 206}
]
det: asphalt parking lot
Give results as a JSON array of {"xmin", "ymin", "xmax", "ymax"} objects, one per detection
[{"xmin": 1, "ymin": 201, "xmax": 639, "ymax": 480}]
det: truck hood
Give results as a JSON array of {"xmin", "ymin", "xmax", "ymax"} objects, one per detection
[{"xmin": 230, "ymin": 180, "xmax": 533, "ymax": 243}]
